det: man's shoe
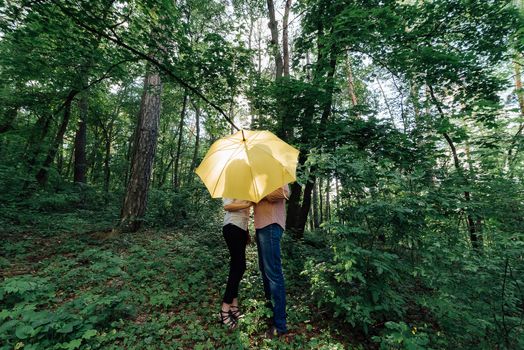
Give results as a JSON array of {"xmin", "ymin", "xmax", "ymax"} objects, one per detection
[{"xmin": 265, "ymin": 326, "xmax": 287, "ymax": 339}]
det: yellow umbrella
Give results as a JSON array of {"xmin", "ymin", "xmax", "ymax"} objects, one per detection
[{"xmin": 195, "ymin": 129, "xmax": 299, "ymax": 203}]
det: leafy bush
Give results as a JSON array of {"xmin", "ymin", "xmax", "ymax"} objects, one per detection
[
  {"xmin": 372, "ymin": 321, "xmax": 431, "ymax": 350},
  {"xmin": 144, "ymin": 186, "xmax": 221, "ymax": 228}
]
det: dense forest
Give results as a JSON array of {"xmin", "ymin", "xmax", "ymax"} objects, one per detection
[{"xmin": 1, "ymin": 0, "xmax": 524, "ymax": 349}]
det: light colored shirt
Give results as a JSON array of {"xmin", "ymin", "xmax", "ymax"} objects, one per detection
[
  {"xmin": 254, "ymin": 185, "xmax": 290, "ymax": 230},
  {"xmin": 223, "ymin": 198, "xmax": 250, "ymax": 231}
]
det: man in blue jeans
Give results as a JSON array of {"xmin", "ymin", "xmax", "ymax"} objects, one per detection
[{"xmin": 254, "ymin": 184, "xmax": 290, "ymax": 338}]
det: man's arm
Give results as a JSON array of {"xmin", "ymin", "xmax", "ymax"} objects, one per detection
[{"xmin": 265, "ymin": 185, "xmax": 290, "ymax": 202}]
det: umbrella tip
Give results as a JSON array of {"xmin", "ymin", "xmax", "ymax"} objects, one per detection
[{"xmin": 241, "ymin": 129, "xmax": 246, "ymax": 142}]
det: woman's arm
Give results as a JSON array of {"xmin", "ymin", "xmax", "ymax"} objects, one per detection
[{"xmin": 224, "ymin": 200, "xmax": 253, "ymax": 212}]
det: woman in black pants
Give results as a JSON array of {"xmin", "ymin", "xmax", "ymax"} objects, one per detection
[{"xmin": 219, "ymin": 198, "xmax": 252, "ymax": 329}]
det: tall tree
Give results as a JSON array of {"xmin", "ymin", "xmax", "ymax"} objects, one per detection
[
  {"xmin": 73, "ymin": 89, "xmax": 88, "ymax": 183},
  {"xmin": 119, "ymin": 67, "xmax": 162, "ymax": 232},
  {"xmin": 267, "ymin": 0, "xmax": 283, "ymax": 79}
]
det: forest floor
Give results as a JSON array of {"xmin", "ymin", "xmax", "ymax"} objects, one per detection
[{"xmin": 1, "ymin": 214, "xmax": 361, "ymax": 350}]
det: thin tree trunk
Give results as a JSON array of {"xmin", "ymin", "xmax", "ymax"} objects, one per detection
[
  {"xmin": 64, "ymin": 142, "xmax": 75, "ymax": 181},
  {"xmin": 335, "ymin": 177, "xmax": 340, "ymax": 218},
  {"xmin": 119, "ymin": 68, "xmax": 162, "ymax": 232},
  {"xmin": 282, "ymin": 0, "xmax": 292, "ymax": 77},
  {"xmin": 0, "ymin": 107, "xmax": 18, "ymax": 133},
  {"xmin": 267, "ymin": 0, "xmax": 283, "ymax": 79},
  {"xmin": 312, "ymin": 180, "xmax": 320, "ymax": 228},
  {"xmin": 173, "ymin": 91, "xmax": 188, "ymax": 190},
  {"xmin": 73, "ymin": 90, "xmax": 88, "ymax": 183},
  {"xmin": 345, "ymin": 53, "xmax": 358, "ymax": 107},
  {"xmin": 377, "ymin": 78, "xmax": 396, "ymax": 128},
  {"xmin": 319, "ymin": 178, "xmax": 324, "ymax": 223},
  {"xmin": 325, "ymin": 178, "xmax": 331, "ymax": 223},
  {"xmin": 257, "ymin": 20, "xmax": 262, "ymax": 75},
  {"xmin": 103, "ymin": 122, "xmax": 113, "ymax": 193},
  {"xmin": 88, "ymin": 125, "xmax": 100, "ymax": 184},
  {"xmin": 188, "ymin": 101, "xmax": 200, "ymax": 183},
  {"xmin": 410, "ymin": 81, "xmax": 420, "ymax": 126},
  {"xmin": 297, "ymin": 180, "xmax": 315, "ymax": 233},
  {"xmin": 57, "ymin": 141, "xmax": 64, "ymax": 175},
  {"xmin": 35, "ymin": 90, "xmax": 77, "ymax": 185},
  {"xmin": 507, "ymin": 58, "xmax": 524, "ymax": 168},
  {"xmin": 428, "ymin": 85, "xmax": 483, "ymax": 251}
]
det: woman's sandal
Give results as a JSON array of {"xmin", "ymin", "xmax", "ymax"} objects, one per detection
[
  {"xmin": 229, "ymin": 305, "xmax": 243, "ymax": 320},
  {"xmin": 219, "ymin": 309, "xmax": 237, "ymax": 329}
]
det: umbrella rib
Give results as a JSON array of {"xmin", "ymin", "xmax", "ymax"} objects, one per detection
[
  {"xmin": 210, "ymin": 143, "xmax": 244, "ymax": 197},
  {"xmin": 198, "ymin": 141, "xmax": 238, "ymax": 163},
  {"xmin": 243, "ymin": 140, "xmax": 260, "ymax": 202},
  {"xmin": 245, "ymin": 130, "xmax": 264, "ymax": 148}
]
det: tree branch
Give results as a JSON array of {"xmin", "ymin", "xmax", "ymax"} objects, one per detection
[{"xmin": 49, "ymin": 0, "xmax": 239, "ymax": 131}]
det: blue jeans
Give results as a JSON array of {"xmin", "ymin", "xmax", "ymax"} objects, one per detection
[{"xmin": 255, "ymin": 223, "xmax": 287, "ymax": 333}]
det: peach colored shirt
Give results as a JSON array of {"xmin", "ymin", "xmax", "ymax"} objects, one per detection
[{"xmin": 254, "ymin": 185, "xmax": 290, "ymax": 230}]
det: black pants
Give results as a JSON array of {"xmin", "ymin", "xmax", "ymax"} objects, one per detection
[{"xmin": 222, "ymin": 223, "xmax": 248, "ymax": 304}]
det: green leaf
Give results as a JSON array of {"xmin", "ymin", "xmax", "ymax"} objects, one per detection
[
  {"xmin": 15, "ymin": 325, "xmax": 34, "ymax": 339},
  {"xmin": 57, "ymin": 323, "xmax": 74, "ymax": 334},
  {"xmin": 82, "ymin": 329, "xmax": 97, "ymax": 339},
  {"xmin": 61, "ymin": 339, "xmax": 82, "ymax": 350}
]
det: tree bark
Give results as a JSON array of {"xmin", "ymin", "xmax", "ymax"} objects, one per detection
[
  {"xmin": 267, "ymin": 0, "xmax": 283, "ymax": 79},
  {"xmin": 73, "ymin": 90, "xmax": 88, "ymax": 183},
  {"xmin": 325, "ymin": 177, "xmax": 331, "ymax": 223},
  {"xmin": 103, "ymin": 119, "xmax": 114, "ymax": 193},
  {"xmin": 188, "ymin": 101, "xmax": 200, "ymax": 183},
  {"xmin": 0, "ymin": 107, "xmax": 18, "ymax": 134},
  {"xmin": 429, "ymin": 85, "xmax": 483, "ymax": 251},
  {"xmin": 286, "ymin": 25, "xmax": 338, "ymax": 237},
  {"xmin": 35, "ymin": 90, "xmax": 77, "ymax": 185},
  {"xmin": 345, "ymin": 53, "xmax": 358, "ymax": 107},
  {"xmin": 312, "ymin": 180, "xmax": 320, "ymax": 228},
  {"xmin": 119, "ymin": 69, "xmax": 162, "ymax": 232},
  {"xmin": 282, "ymin": 0, "xmax": 292, "ymax": 77},
  {"xmin": 507, "ymin": 58, "xmax": 524, "ymax": 167},
  {"xmin": 173, "ymin": 91, "xmax": 188, "ymax": 190}
]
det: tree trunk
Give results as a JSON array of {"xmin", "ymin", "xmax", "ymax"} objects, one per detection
[
  {"xmin": 103, "ymin": 122, "xmax": 113, "ymax": 193},
  {"xmin": 429, "ymin": 85, "xmax": 483, "ymax": 251},
  {"xmin": 507, "ymin": 58, "xmax": 524, "ymax": 168},
  {"xmin": 282, "ymin": 0, "xmax": 292, "ymax": 77},
  {"xmin": 257, "ymin": 20, "xmax": 262, "ymax": 75},
  {"xmin": 312, "ymin": 180, "xmax": 320, "ymax": 228},
  {"xmin": 0, "ymin": 107, "xmax": 18, "ymax": 133},
  {"xmin": 188, "ymin": 101, "xmax": 200, "ymax": 183},
  {"xmin": 35, "ymin": 90, "xmax": 77, "ymax": 185},
  {"xmin": 319, "ymin": 178, "xmax": 324, "ymax": 223},
  {"xmin": 335, "ymin": 177, "xmax": 340, "ymax": 218},
  {"xmin": 286, "ymin": 181, "xmax": 303, "ymax": 235},
  {"xmin": 325, "ymin": 178, "xmax": 331, "ymax": 223},
  {"xmin": 267, "ymin": 0, "xmax": 283, "ymax": 79},
  {"xmin": 287, "ymin": 27, "xmax": 337, "ymax": 236},
  {"xmin": 377, "ymin": 77, "xmax": 396, "ymax": 128},
  {"xmin": 73, "ymin": 90, "xmax": 88, "ymax": 183},
  {"xmin": 173, "ymin": 91, "xmax": 188, "ymax": 190},
  {"xmin": 297, "ymin": 180, "xmax": 315, "ymax": 233},
  {"xmin": 345, "ymin": 53, "xmax": 358, "ymax": 107},
  {"xmin": 119, "ymin": 69, "xmax": 162, "ymax": 232}
]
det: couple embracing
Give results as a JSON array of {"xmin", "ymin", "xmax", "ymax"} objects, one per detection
[{"xmin": 219, "ymin": 184, "xmax": 289, "ymax": 338}]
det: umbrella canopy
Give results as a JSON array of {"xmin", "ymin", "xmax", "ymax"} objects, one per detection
[{"xmin": 195, "ymin": 129, "xmax": 299, "ymax": 203}]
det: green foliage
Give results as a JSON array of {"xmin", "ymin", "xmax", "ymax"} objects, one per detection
[
  {"xmin": 372, "ymin": 322, "xmax": 431, "ymax": 350},
  {"xmin": 0, "ymin": 226, "xmax": 353, "ymax": 350},
  {"xmin": 144, "ymin": 186, "xmax": 221, "ymax": 228},
  {"xmin": 1, "ymin": 0, "xmax": 523, "ymax": 349}
]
